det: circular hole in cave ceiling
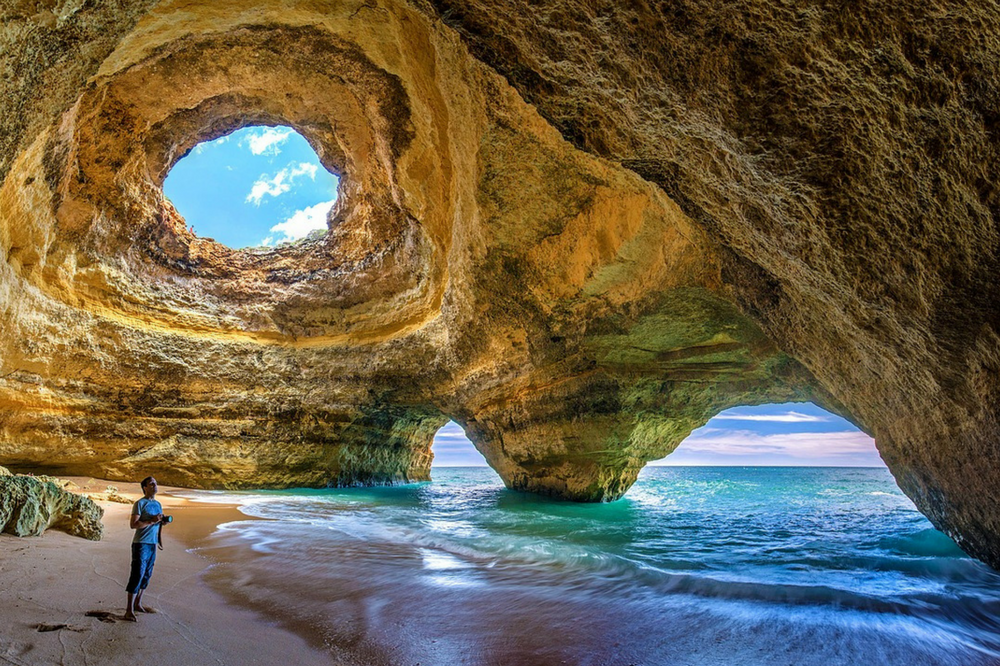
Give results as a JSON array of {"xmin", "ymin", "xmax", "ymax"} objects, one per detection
[{"xmin": 162, "ymin": 125, "xmax": 339, "ymax": 250}]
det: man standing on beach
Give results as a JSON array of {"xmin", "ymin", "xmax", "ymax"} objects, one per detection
[{"xmin": 125, "ymin": 476, "xmax": 163, "ymax": 622}]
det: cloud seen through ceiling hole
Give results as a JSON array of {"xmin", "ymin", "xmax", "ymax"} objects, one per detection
[
  {"xmin": 241, "ymin": 126, "xmax": 293, "ymax": 156},
  {"xmin": 259, "ymin": 199, "xmax": 335, "ymax": 246},
  {"xmin": 163, "ymin": 125, "xmax": 339, "ymax": 249},
  {"xmin": 246, "ymin": 162, "xmax": 318, "ymax": 206}
]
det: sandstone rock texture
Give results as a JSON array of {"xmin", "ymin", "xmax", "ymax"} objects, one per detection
[
  {"xmin": 0, "ymin": 0, "xmax": 998, "ymax": 567},
  {"xmin": 0, "ymin": 468, "xmax": 104, "ymax": 540}
]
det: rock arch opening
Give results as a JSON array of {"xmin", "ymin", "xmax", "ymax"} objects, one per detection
[
  {"xmin": 431, "ymin": 421, "xmax": 495, "ymax": 471},
  {"xmin": 656, "ymin": 402, "xmax": 880, "ymax": 468},
  {"xmin": 162, "ymin": 125, "xmax": 340, "ymax": 250}
]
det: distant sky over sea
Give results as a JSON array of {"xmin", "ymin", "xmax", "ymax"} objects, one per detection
[{"xmin": 432, "ymin": 403, "xmax": 880, "ymax": 467}]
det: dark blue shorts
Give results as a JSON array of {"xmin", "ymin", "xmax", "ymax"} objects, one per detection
[{"xmin": 126, "ymin": 543, "xmax": 157, "ymax": 593}]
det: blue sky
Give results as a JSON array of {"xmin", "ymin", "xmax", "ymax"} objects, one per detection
[
  {"xmin": 431, "ymin": 403, "xmax": 880, "ymax": 467},
  {"xmin": 164, "ymin": 127, "xmax": 881, "ymax": 469},
  {"xmin": 650, "ymin": 402, "xmax": 880, "ymax": 466},
  {"xmin": 163, "ymin": 126, "xmax": 338, "ymax": 248}
]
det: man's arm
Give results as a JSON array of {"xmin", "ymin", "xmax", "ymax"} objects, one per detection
[{"xmin": 129, "ymin": 512, "xmax": 161, "ymax": 530}]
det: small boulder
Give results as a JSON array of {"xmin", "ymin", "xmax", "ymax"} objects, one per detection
[{"xmin": 0, "ymin": 475, "xmax": 104, "ymax": 540}]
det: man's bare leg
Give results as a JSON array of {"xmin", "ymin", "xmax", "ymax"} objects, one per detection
[
  {"xmin": 124, "ymin": 593, "xmax": 137, "ymax": 621},
  {"xmin": 133, "ymin": 589, "xmax": 155, "ymax": 613}
]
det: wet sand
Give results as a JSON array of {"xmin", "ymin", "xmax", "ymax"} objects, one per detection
[
  {"xmin": 0, "ymin": 478, "xmax": 331, "ymax": 666},
  {"xmin": 178, "ymin": 471, "xmax": 1000, "ymax": 666}
]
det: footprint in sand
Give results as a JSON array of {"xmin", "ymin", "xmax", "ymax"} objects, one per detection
[
  {"xmin": 35, "ymin": 623, "xmax": 87, "ymax": 633},
  {"xmin": 84, "ymin": 611, "xmax": 119, "ymax": 624}
]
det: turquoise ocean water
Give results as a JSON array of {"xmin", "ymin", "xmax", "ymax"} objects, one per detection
[{"xmin": 184, "ymin": 467, "xmax": 1000, "ymax": 665}]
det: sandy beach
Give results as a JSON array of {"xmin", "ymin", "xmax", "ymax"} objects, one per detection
[
  {"xmin": 5, "ymin": 470, "xmax": 999, "ymax": 666},
  {"xmin": 0, "ymin": 479, "xmax": 332, "ymax": 666}
]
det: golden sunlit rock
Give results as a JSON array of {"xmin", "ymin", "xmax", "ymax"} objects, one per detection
[{"xmin": 1, "ymin": 0, "xmax": 998, "ymax": 569}]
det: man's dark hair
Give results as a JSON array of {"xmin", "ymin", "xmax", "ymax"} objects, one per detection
[{"xmin": 140, "ymin": 476, "xmax": 155, "ymax": 488}]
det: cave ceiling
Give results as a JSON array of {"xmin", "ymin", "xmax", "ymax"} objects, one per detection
[{"xmin": 1, "ymin": 0, "xmax": 999, "ymax": 569}]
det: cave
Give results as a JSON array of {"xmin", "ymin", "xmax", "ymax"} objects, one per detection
[{"xmin": 2, "ymin": 0, "xmax": 999, "ymax": 574}]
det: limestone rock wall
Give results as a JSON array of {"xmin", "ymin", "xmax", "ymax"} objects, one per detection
[
  {"xmin": 1, "ymin": 0, "xmax": 999, "ymax": 568},
  {"xmin": 420, "ymin": 0, "xmax": 1000, "ymax": 566}
]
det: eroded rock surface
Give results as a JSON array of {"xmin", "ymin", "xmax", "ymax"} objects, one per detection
[
  {"xmin": 0, "ymin": 469, "xmax": 104, "ymax": 540},
  {"xmin": 1, "ymin": 0, "xmax": 999, "ymax": 567}
]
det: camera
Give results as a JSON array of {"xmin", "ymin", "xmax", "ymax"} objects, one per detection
[{"xmin": 143, "ymin": 513, "xmax": 173, "ymax": 524}]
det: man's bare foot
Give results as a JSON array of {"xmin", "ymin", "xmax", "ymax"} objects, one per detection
[
  {"xmin": 123, "ymin": 612, "xmax": 138, "ymax": 622},
  {"xmin": 135, "ymin": 606, "xmax": 157, "ymax": 614}
]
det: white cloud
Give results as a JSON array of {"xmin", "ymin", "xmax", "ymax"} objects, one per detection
[
  {"xmin": 651, "ymin": 429, "xmax": 880, "ymax": 466},
  {"xmin": 294, "ymin": 162, "xmax": 318, "ymax": 179},
  {"xmin": 192, "ymin": 134, "xmax": 232, "ymax": 156},
  {"xmin": 686, "ymin": 429, "xmax": 874, "ymax": 456},
  {"xmin": 435, "ymin": 422, "xmax": 469, "ymax": 437},
  {"xmin": 433, "ymin": 422, "xmax": 474, "ymax": 447},
  {"xmin": 434, "ymin": 432, "xmax": 474, "ymax": 442},
  {"xmin": 712, "ymin": 411, "xmax": 830, "ymax": 423},
  {"xmin": 431, "ymin": 422, "xmax": 487, "ymax": 466},
  {"xmin": 245, "ymin": 162, "xmax": 318, "ymax": 206},
  {"xmin": 242, "ymin": 127, "xmax": 292, "ymax": 156},
  {"xmin": 263, "ymin": 199, "xmax": 335, "ymax": 244}
]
